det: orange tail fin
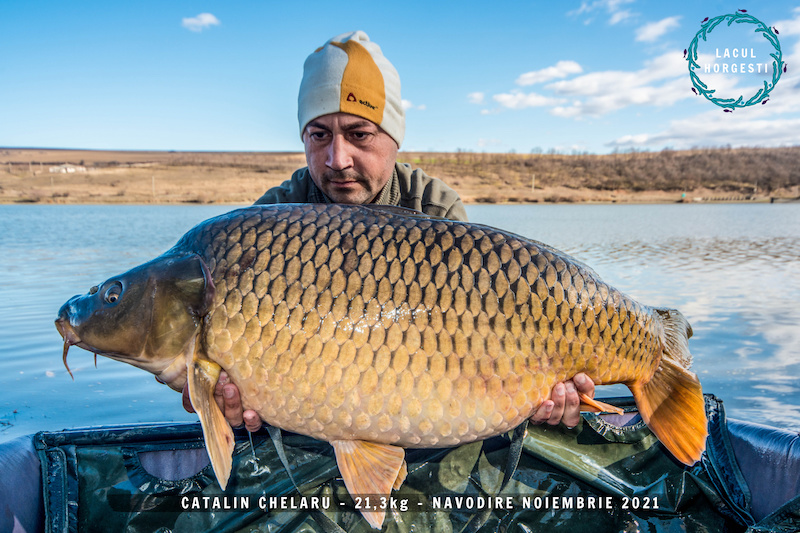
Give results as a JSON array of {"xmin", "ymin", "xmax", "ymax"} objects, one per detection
[{"xmin": 631, "ymin": 308, "xmax": 707, "ymax": 465}]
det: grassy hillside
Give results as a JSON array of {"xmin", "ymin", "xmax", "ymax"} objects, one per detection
[
  {"xmin": 1, "ymin": 146, "xmax": 798, "ymax": 204},
  {"xmin": 402, "ymin": 147, "xmax": 800, "ymax": 203}
]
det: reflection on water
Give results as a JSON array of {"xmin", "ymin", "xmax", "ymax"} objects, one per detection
[
  {"xmin": 469, "ymin": 203, "xmax": 800, "ymax": 431},
  {"xmin": 0, "ymin": 205, "xmax": 236, "ymax": 440},
  {"xmin": 1, "ymin": 203, "xmax": 798, "ymax": 442}
]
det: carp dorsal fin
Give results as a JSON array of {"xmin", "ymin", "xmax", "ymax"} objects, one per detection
[
  {"xmin": 186, "ymin": 340, "xmax": 234, "ymax": 490},
  {"xmin": 330, "ymin": 440, "xmax": 407, "ymax": 529}
]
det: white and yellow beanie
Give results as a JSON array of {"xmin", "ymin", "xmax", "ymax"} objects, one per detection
[{"xmin": 298, "ymin": 31, "xmax": 405, "ymax": 147}]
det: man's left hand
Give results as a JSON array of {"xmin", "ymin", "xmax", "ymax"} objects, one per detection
[
  {"xmin": 181, "ymin": 371, "xmax": 262, "ymax": 432},
  {"xmin": 529, "ymin": 373, "xmax": 595, "ymax": 428}
]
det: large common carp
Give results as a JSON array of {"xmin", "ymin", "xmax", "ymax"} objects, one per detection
[{"xmin": 55, "ymin": 204, "xmax": 707, "ymax": 528}]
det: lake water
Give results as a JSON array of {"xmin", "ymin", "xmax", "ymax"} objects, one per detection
[{"xmin": 1, "ymin": 203, "xmax": 798, "ymax": 443}]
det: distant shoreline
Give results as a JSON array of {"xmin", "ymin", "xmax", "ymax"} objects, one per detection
[{"xmin": 2, "ymin": 147, "xmax": 798, "ymax": 205}]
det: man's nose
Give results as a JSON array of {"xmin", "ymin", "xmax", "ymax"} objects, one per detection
[{"xmin": 326, "ymin": 134, "xmax": 353, "ymax": 171}]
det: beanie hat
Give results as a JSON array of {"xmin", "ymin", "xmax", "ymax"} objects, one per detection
[{"xmin": 298, "ymin": 31, "xmax": 405, "ymax": 147}]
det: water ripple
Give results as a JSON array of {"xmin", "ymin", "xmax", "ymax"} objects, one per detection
[{"xmin": 1, "ymin": 203, "xmax": 798, "ymax": 442}]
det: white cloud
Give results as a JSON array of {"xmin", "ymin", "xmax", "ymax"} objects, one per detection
[
  {"xmin": 516, "ymin": 61, "xmax": 583, "ymax": 86},
  {"xmin": 569, "ymin": 0, "xmax": 635, "ymax": 16},
  {"xmin": 479, "ymin": 9, "xmax": 800, "ymax": 153},
  {"xmin": 485, "ymin": 51, "xmax": 690, "ymax": 118},
  {"xmin": 182, "ymin": 13, "xmax": 220, "ymax": 32},
  {"xmin": 636, "ymin": 16, "xmax": 681, "ymax": 42},
  {"xmin": 492, "ymin": 91, "xmax": 564, "ymax": 109},
  {"xmin": 549, "ymin": 77, "xmax": 689, "ymax": 117},
  {"xmin": 402, "ymin": 100, "xmax": 426, "ymax": 111},
  {"xmin": 608, "ymin": 110, "xmax": 800, "ymax": 150},
  {"xmin": 467, "ymin": 92, "xmax": 485, "ymax": 104},
  {"xmin": 568, "ymin": 0, "xmax": 636, "ymax": 25},
  {"xmin": 550, "ymin": 103, "xmax": 583, "ymax": 118},
  {"xmin": 609, "ymin": 10, "xmax": 634, "ymax": 25},
  {"xmin": 603, "ymin": 22, "xmax": 800, "ymax": 152},
  {"xmin": 773, "ymin": 7, "xmax": 800, "ymax": 36},
  {"xmin": 543, "ymin": 52, "xmax": 689, "ymax": 116}
]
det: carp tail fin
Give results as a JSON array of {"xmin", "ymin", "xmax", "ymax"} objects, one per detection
[
  {"xmin": 631, "ymin": 359, "xmax": 707, "ymax": 465},
  {"xmin": 631, "ymin": 308, "xmax": 707, "ymax": 465},
  {"xmin": 187, "ymin": 345, "xmax": 234, "ymax": 490}
]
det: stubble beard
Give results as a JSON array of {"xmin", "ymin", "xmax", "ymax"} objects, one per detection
[{"xmin": 319, "ymin": 170, "xmax": 376, "ymax": 204}]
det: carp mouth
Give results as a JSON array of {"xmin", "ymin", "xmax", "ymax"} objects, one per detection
[
  {"xmin": 54, "ymin": 316, "xmax": 188, "ymax": 391},
  {"xmin": 55, "ymin": 318, "xmax": 97, "ymax": 380}
]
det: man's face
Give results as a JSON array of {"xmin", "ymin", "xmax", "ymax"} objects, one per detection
[{"xmin": 303, "ymin": 113, "xmax": 398, "ymax": 204}]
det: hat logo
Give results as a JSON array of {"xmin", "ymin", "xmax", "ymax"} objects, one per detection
[{"xmin": 347, "ymin": 93, "xmax": 357, "ymax": 102}]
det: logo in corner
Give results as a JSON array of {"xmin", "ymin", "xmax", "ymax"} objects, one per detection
[
  {"xmin": 347, "ymin": 93, "xmax": 357, "ymax": 102},
  {"xmin": 686, "ymin": 10, "xmax": 785, "ymax": 111}
]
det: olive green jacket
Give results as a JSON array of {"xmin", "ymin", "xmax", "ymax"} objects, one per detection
[{"xmin": 253, "ymin": 163, "xmax": 468, "ymax": 222}]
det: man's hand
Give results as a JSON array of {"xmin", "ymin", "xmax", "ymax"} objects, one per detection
[
  {"xmin": 181, "ymin": 371, "xmax": 262, "ymax": 432},
  {"xmin": 529, "ymin": 373, "xmax": 595, "ymax": 428}
]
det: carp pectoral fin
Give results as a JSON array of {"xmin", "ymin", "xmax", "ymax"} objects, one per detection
[
  {"xmin": 630, "ymin": 358, "xmax": 708, "ymax": 466},
  {"xmin": 330, "ymin": 440, "xmax": 406, "ymax": 529},
  {"xmin": 579, "ymin": 393, "xmax": 624, "ymax": 415},
  {"xmin": 187, "ymin": 356, "xmax": 235, "ymax": 490}
]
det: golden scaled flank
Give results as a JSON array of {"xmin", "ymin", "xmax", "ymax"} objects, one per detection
[{"xmin": 196, "ymin": 205, "xmax": 660, "ymax": 447}]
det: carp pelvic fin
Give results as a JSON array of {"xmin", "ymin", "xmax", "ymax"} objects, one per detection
[
  {"xmin": 331, "ymin": 440, "xmax": 407, "ymax": 529},
  {"xmin": 578, "ymin": 393, "xmax": 624, "ymax": 415},
  {"xmin": 187, "ymin": 346, "xmax": 234, "ymax": 490}
]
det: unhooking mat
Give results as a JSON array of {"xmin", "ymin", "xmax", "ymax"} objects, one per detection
[{"xmin": 31, "ymin": 395, "xmax": 800, "ymax": 532}]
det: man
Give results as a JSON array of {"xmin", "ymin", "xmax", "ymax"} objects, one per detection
[
  {"xmin": 252, "ymin": 30, "xmax": 467, "ymax": 221},
  {"xmin": 183, "ymin": 30, "xmax": 595, "ymax": 433}
]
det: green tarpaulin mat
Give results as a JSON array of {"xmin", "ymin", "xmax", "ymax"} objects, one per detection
[{"xmin": 34, "ymin": 395, "xmax": 800, "ymax": 532}]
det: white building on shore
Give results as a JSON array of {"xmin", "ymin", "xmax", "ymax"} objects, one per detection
[{"xmin": 48, "ymin": 164, "xmax": 87, "ymax": 174}]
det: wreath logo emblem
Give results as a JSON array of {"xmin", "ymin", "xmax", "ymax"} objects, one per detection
[{"xmin": 686, "ymin": 10, "xmax": 785, "ymax": 111}]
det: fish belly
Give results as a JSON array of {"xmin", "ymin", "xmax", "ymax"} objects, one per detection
[{"xmin": 197, "ymin": 205, "xmax": 661, "ymax": 447}]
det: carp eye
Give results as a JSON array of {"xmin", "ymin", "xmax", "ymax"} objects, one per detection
[{"xmin": 104, "ymin": 282, "xmax": 123, "ymax": 305}]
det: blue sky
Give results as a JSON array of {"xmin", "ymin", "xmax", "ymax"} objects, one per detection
[{"xmin": 1, "ymin": 1, "xmax": 798, "ymax": 154}]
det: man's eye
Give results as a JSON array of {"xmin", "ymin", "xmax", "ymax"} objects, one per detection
[{"xmin": 351, "ymin": 131, "xmax": 370, "ymax": 140}]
